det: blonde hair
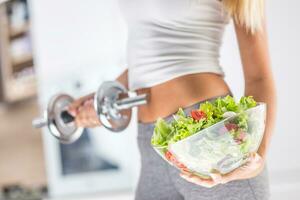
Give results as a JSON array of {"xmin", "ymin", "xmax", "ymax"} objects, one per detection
[{"xmin": 222, "ymin": 0, "xmax": 265, "ymax": 34}]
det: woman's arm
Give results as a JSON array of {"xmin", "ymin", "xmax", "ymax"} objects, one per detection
[
  {"xmin": 116, "ymin": 69, "xmax": 129, "ymax": 89},
  {"xmin": 180, "ymin": 14, "xmax": 277, "ymax": 188},
  {"xmin": 235, "ymin": 20, "xmax": 276, "ymax": 159}
]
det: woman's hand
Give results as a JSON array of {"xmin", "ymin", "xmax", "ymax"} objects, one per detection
[
  {"xmin": 67, "ymin": 93, "xmax": 102, "ymax": 128},
  {"xmin": 179, "ymin": 153, "xmax": 265, "ymax": 188}
]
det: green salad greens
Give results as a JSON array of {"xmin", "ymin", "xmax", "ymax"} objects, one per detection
[{"xmin": 151, "ymin": 95, "xmax": 257, "ymax": 148}]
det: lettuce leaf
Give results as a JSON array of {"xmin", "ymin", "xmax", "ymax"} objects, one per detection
[
  {"xmin": 151, "ymin": 118, "xmax": 173, "ymax": 147},
  {"xmin": 151, "ymin": 95, "xmax": 258, "ymax": 148}
]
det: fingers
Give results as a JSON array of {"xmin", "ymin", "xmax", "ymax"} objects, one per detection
[
  {"xmin": 247, "ymin": 153, "xmax": 265, "ymax": 170},
  {"xmin": 67, "ymin": 93, "xmax": 95, "ymax": 116},
  {"xmin": 221, "ymin": 153, "xmax": 265, "ymax": 182},
  {"xmin": 210, "ymin": 172, "xmax": 223, "ymax": 183},
  {"xmin": 179, "ymin": 153, "xmax": 265, "ymax": 188},
  {"xmin": 241, "ymin": 153, "xmax": 264, "ymax": 171},
  {"xmin": 180, "ymin": 172, "xmax": 219, "ymax": 188},
  {"xmin": 74, "ymin": 99, "xmax": 101, "ymax": 128},
  {"xmin": 180, "ymin": 170, "xmax": 224, "ymax": 188},
  {"xmin": 253, "ymin": 153, "xmax": 263, "ymax": 163}
]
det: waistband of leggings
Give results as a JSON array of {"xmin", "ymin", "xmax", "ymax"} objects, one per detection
[{"xmin": 137, "ymin": 93, "xmax": 232, "ymax": 128}]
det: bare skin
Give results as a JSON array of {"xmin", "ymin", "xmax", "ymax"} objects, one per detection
[
  {"xmin": 135, "ymin": 73, "xmax": 231, "ymax": 123},
  {"xmin": 67, "ymin": 14, "xmax": 276, "ymax": 187}
]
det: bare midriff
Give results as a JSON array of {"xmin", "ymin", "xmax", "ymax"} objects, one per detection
[{"xmin": 135, "ymin": 73, "xmax": 231, "ymax": 123}]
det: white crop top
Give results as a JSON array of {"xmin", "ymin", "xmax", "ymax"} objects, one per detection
[{"xmin": 118, "ymin": 0, "xmax": 231, "ymax": 90}]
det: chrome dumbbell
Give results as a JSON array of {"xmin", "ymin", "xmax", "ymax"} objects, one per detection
[
  {"xmin": 32, "ymin": 94, "xmax": 83, "ymax": 144},
  {"xmin": 32, "ymin": 81, "xmax": 148, "ymax": 144}
]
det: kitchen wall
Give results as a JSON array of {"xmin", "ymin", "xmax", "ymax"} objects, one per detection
[{"xmin": 29, "ymin": 0, "xmax": 300, "ymax": 199}]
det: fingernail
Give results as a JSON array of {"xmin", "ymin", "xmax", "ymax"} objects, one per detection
[{"xmin": 180, "ymin": 174, "xmax": 187, "ymax": 179}]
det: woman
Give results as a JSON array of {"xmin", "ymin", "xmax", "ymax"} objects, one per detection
[{"xmin": 68, "ymin": 0, "xmax": 276, "ymax": 199}]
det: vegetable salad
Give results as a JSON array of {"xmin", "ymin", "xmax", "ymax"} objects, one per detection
[
  {"xmin": 151, "ymin": 95, "xmax": 257, "ymax": 149},
  {"xmin": 151, "ymin": 95, "xmax": 267, "ymax": 176}
]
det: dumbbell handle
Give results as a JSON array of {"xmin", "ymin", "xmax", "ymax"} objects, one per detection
[
  {"xmin": 32, "ymin": 117, "xmax": 48, "ymax": 128},
  {"xmin": 32, "ymin": 111, "xmax": 74, "ymax": 129},
  {"xmin": 113, "ymin": 94, "xmax": 147, "ymax": 110}
]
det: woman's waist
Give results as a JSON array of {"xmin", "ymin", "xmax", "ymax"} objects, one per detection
[{"xmin": 136, "ymin": 73, "xmax": 231, "ymax": 123}]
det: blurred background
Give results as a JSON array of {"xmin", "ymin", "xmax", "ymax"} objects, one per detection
[{"xmin": 0, "ymin": 0, "xmax": 299, "ymax": 199}]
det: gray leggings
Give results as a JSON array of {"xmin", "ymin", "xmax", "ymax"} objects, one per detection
[{"xmin": 135, "ymin": 96, "xmax": 270, "ymax": 200}]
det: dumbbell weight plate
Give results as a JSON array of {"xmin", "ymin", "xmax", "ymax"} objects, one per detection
[
  {"xmin": 94, "ymin": 81, "xmax": 132, "ymax": 132},
  {"xmin": 47, "ymin": 94, "xmax": 83, "ymax": 144}
]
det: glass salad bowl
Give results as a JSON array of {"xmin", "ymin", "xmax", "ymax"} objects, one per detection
[{"xmin": 152, "ymin": 103, "xmax": 266, "ymax": 178}]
